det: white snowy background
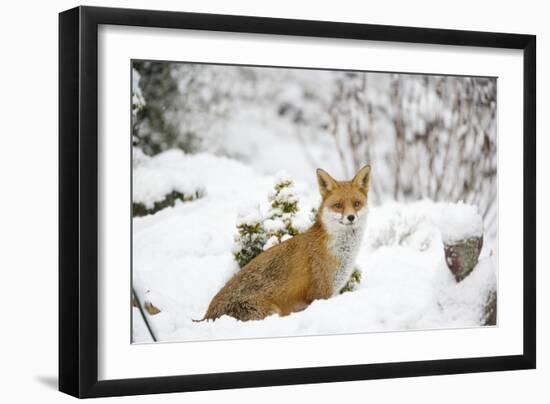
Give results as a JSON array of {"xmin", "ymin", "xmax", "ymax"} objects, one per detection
[{"xmin": 131, "ymin": 62, "xmax": 497, "ymax": 343}]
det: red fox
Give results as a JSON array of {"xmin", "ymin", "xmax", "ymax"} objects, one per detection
[{"xmin": 199, "ymin": 165, "xmax": 371, "ymax": 322}]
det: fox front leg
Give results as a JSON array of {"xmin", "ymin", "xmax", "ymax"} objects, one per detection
[{"xmin": 306, "ymin": 255, "xmax": 337, "ymax": 302}]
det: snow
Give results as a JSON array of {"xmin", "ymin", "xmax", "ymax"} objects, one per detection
[
  {"xmin": 367, "ymin": 200, "xmax": 484, "ymax": 246},
  {"xmin": 263, "ymin": 218, "xmax": 286, "ymax": 233},
  {"xmin": 428, "ymin": 201, "xmax": 483, "ymax": 244},
  {"xmin": 235, "ymin": 204, "xmax": 264, "ymax": 226},
  {"xmin": 262, "ymin": 235, "xmax": 279, "ymax": 251},
  {"xmin": 133, "ymin": 150, "xmax": 212, "ymax": 208},
  {"xmin": 132, "ymin": 151, "xmax": 496, "ymax": 343}
]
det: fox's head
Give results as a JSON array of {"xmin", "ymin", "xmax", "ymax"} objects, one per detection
[{"xmin": 316, "ymin": 165, "xmax": 371, "ymax": 229}]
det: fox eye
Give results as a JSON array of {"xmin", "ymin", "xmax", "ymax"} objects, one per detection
[
  {"xmin": 353, "ymin": 201, "xmax": 361, "ymax": 208},
  {"xmin": 333, "ymin": 202, "xmax": 343, "ymax": 209}
]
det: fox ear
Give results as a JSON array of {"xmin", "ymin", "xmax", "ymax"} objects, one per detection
[
  {"xmin": 352, "ymin": 165, "xmax": 371, "ymax": 195},
  {"xmin": 316, "ymin": 168, "xmax": 338, "ymax": 198}
]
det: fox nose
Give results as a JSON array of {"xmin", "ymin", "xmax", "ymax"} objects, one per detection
[{"xmin": 347, "ymin": 214, "xmax": 355, "ymax": 223}]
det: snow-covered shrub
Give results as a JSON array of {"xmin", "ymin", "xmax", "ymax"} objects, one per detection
[
  {"xmin": 263, "ymin": 174, "xmax": 301, "ymax": 250},
  {"xmin": 366, "ymin": 201, "xmax": 482, "ymax": 250},
  {"xmin": 133, "ymin": 190, "xmax": 204, "ymax": 218},
  {"xmin": 340, "ymin": 269, "xmax": 362, "ymax": 293},
  {"xmin": 131, "ymin": 61, "xmax": 185, "ymax": 156},
  {"xmin": 324, "ymin": 73, "xmax": 496, "ymax": 234},
  {"xmin": 368, "ymin": 210, "xmax": 434, "ymax": 252},
  {"xmin": 233, "ymin": 205, "xmax": 268, "ymax": 268},
  {"xmin": 132, "ymin": 150, "xmax": 206, "ymax": 217},
  {"xmin": 233, "ymin": 174, "xmax": 302, "ymax": 267},
  {"xmin": 132, "ymin": 68, "xmax": 147, "ymax": 161},
  {"xmin": 132, "ymin": 61, "xmax": 272, "ymax": 157},
  {"xmin": 131, "ymin": 69, "xmax": 146, "ymax": 124}
]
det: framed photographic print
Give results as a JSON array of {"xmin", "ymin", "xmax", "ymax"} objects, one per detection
[{"xmin": 59, "ymin": 6, "xmax": 536, "ymax": 398}]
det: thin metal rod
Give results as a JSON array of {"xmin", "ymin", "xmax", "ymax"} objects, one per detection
[{"xmin": 132, "ymin": 287, "xmax": 157, "ymax": 342}]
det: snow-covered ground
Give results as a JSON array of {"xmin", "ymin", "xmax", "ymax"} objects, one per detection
[{"xmin": 132, "ymin": 150, "xmax": 497, "ymax": 343}]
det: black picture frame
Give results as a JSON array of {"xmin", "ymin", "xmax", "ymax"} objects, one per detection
[{"xmin": 59, "ymin": 5, "xmax": 536, "ymax": 398}]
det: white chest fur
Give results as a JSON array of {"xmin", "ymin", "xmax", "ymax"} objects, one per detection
[{"xmin": 322, "ymin": 209, "xmax": 367, "ymax": 295}]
